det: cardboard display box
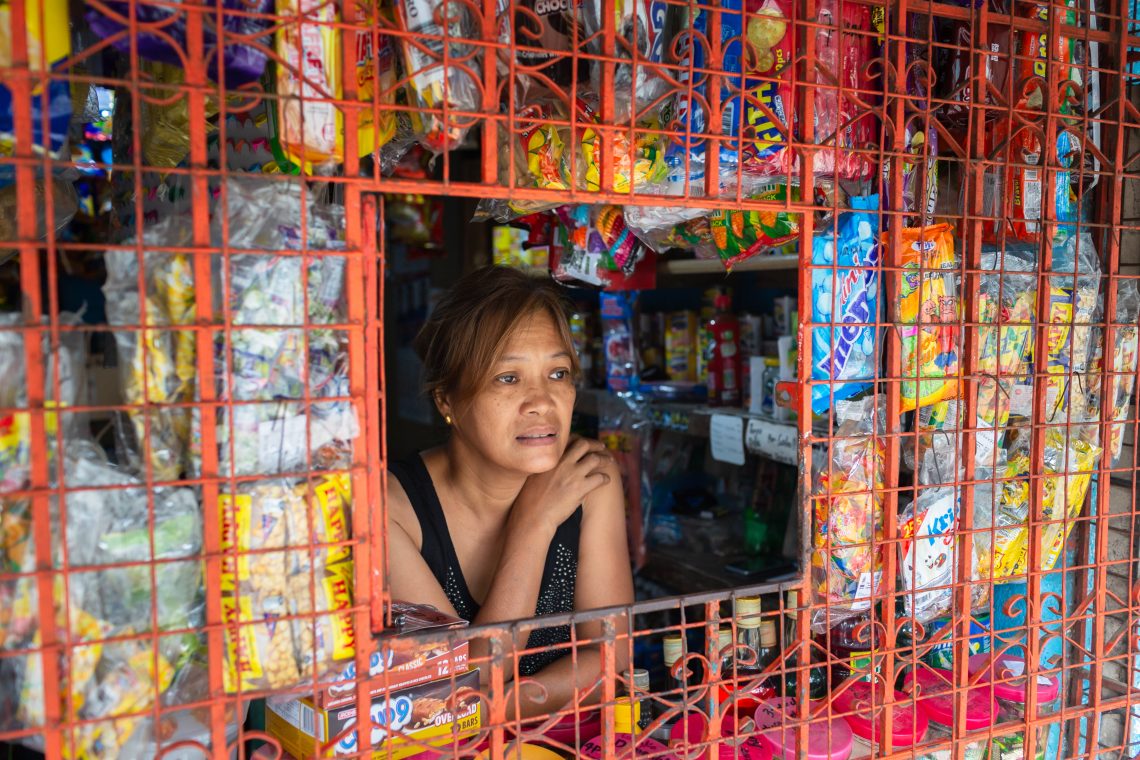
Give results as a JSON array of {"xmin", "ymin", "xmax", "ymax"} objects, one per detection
[
  {"xmin": 314, "ymin": 601, "xmax": 470, "ymax": 709},
  {"xmin": 267, "ymin": 668, "xmax": 481, "ymax": 760}
]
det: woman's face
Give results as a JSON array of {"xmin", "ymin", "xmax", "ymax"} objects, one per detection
[{"xmin": 452, "ymin": 309, "xmax": 576, "ymax": 476}]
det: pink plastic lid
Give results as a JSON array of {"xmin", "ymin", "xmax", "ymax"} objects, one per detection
[
  {"xmin": 967, "ymin": 653, "xmax": 1061, "ymax": 705},
  {"xmin": 514, "ymin": 709, "xmax": 601, "ymax": 746},
  {"xmin": 754, "ymin": 697, "xmax": 854, "ymax": 760},
  {"xmin": 669, "ymin": 712, "xmax": 772, "ymax": 760},
  {"xmin": 832, "ymin": 682, "xmax": 929, "ymax": 747},
  {"xmin": 902, "ymin": 667, "xmax": 998, "ymax": 730}
]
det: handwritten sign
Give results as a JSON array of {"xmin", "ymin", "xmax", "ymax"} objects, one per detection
[
  {"xmin": 745, "ymin": 419, "xmax": 798, "ymax": 466},
  {"xmin": 709, "ymin": 414, "xmax": 746, "ymax": 465}
]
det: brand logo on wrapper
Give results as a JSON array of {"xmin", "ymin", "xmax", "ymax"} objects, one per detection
[
  {"xmin": 820, "ymin": 243, "xmax": 881, "ymax": 379},
  {"xmin": 328, "ymin": 649, "xmax": 398, "ymax": 696},
  {"xmin": 335, "ymin": 695, "xmax": 414, "ymax": 754}
]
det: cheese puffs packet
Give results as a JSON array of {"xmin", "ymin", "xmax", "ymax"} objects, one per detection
[{"xmin": 893, "ymin": 224, "xmax": 961, "ymax": 412}]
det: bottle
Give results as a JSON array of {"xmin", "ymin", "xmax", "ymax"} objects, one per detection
[
  {"xmin": 721, "ymin": 596, "xmax": 779, "ymax": 715},
  {"xmin": 776, "ymin": 590, "xmax": 830, "ymax": 702},
  {"xmin": 579, "ymin": 702, "xmax": 677, "ymax": 759},
  {"xmin": 815, "ymin": 610, "xmax": 879, "ymax": 688},
  {"xmin": 662, "ymin": 635, "xmax": 686, "ymax": 694},
  {"xmin": 707, "ymin": 294, "xmax": 741, "ymax": 406},
  {"xmin": 623, "ymin": 668, "xmax": 652, "ymax": 732},
  {"xmin": 717, "ymin": 626, "xmax": 734, "ymax": 676}
]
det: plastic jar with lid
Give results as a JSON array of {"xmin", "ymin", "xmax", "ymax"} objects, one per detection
[
  {"xmin": 669, "ymin": 711, "xmax": 771, "ymax": 760},
  {"xmin": 754, "ymin": 697, "xmax": 853, "ymax": 760},
  {"xmin": 967, "ymin": 653, "xmax": 1061, "ymax": 760},
  {"xmin": 903, "ymin": 667, "xmax": 997, "ymax": 760},
  {"xmin": 832, "ymin": 681, "xmax": 929, "ymax": 759}
]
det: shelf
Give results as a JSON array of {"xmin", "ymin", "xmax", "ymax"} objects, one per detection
[
  {"xmin": 574, "ymin": 388, "xmax": 818, "ymax": 465},
  {"xmin": 657, "ymin": 255, "xmax": 798, "ymax": 276}
]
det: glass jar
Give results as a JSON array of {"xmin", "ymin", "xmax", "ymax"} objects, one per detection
[
  {"xmin": 904, "ymin": 666, "xmax": 996, "ymax": 760},
  {"xmin": 967, "ymin": 653, "xmax": 1061, "ymax": 760},
  {"xmin": 832, "ymin": 682, "xmax": 929, "ymax": 759},
  {"xmin": 755, "ymin": 697, "xmax": 854, "ymax": 760}
]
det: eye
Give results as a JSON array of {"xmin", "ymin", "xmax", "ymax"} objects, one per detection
[
  {"xmin": 496, "ymin": 374, "xmax": 518, "ymax": 385},
  {"xmin": 550, "ymin": 369, "xmax": 570, "ymax": 381}
]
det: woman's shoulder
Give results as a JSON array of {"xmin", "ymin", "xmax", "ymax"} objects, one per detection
[{"xmin": 387, "ymin": 459, "xmax": 422, "ymax": 548}]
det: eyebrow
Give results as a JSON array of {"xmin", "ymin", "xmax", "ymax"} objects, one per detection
[{"xmin": 497, "ymin": 351, "xmax": 572, "ymax": 362}]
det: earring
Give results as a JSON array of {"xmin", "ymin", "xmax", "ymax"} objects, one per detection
[{"xmin": 445, "ymin": 414, "xmax": 452, "ymax": 426}]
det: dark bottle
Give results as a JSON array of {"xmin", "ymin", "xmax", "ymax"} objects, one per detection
[
  {"xmin": 777, "ymin": 591, "xmax": 829, "ymax": 701},
  {"xmin": 721, "ymin": 596, "xmax": 780, "ymax": 714},
  {"xmin": 814, "ymin": 610, "xmax": 879, "ymax": 688}
]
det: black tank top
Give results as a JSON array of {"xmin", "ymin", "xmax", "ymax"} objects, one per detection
[{"xmin": 389, "ymin": 455, "xmax": 581, "ymax": 676}]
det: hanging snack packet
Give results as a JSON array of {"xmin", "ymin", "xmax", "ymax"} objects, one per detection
[
  {"xmin": 894, "ymin": 224, "xmax": 961, "ymax": 412},
  {"xmin": 976, "ymin": 245, "xmax": 1037, "ymax": 431},
  {"xmin": 601, "ymin": 292, "xmax": 640, "ymax": 392},
  {"xmin": 810, "ymin": 195, "xmax": 881, "ymax": 415},
  {"xmin": 883, "ymin": 117, "xmax": 938, "ymax": 226},
  {"xmin": 1044, "ymin": 232, "xmax": 1101, "ymax": 423},
  {"xmin": 811, "ymin": 0, "xmax": 877, "ymax": 181},
  {"xmin": 810, "ymin": 398, "xmax": 885, "ymax": 632},
  {"xmin": 899, "ymin": 484, "xmax": 957, "ymax": 623},
  {"xmin": 508, "ymin": 0, "xmax": 588, "ymax": 91},
  {"xmin": 710, "ymin": 181, "xmax": 835, "ymax": 270},
  {"xmin": 1014, "ymin": 0, "xmax": 1082, "ymax": 112},
  {"xmin": 1105, "ymin": 280, "xmax": 1140, "ymax": 463},
  {"xmin": 394, "ymin": 0, "xmax": 481, "ymax": 153},
  {"xmin": 275, "ymin": 0, "xmax": 397, "ymax": 172},
  {"xmin": 582, "ymin": 0, "xmax": 678, "ymax": 122}
]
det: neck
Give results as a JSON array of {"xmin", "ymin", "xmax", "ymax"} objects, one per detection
[{"xmin": 439, "ymin": 435, "xmax": 528, "ymax": 519}]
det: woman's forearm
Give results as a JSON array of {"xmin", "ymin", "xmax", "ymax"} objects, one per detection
[{"xmin": 506, "ymin": 644, "xmax": 624, "ymax": 720}]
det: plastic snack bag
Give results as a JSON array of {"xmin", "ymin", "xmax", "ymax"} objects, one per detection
[
  {"xmin": 1014, "ymin": 0, "xmax": 1082, "ymax": 112},
  {"xmin": 507, "ymin": 0, "xmax": 588, "ymax": 92},
  {"xmin": 1044, "ymin": 232, "xmax": 1101, "ymax": 423},
  {"xmin": 894, "ymin": 224, "xmax": 961, "ymax": 412},
  {"xmin": 976, "ymin": 245, "xmax": 1037, "ymax": 432},
  {"xmin": 103, "ymin": 220, "xmax": 198, "ymax": 483},
  {"xmin": 810, "ymin": 195, "xmax": 881, "ymax": 415},
  {"xmin": 709, "ymin": 183, "xmax": 803, "ymax": 269},
  {"xmin": 1105, "ymin": 280, "xmax": 1139, "ymax": 462},
  {"xmin": 394, "ymin": 0, "xmax": 482, "ymax": 153},
  {"xmin": 811, "ymin": 0, "xmax": 877, "ymax": 181},
  {"xmin": 582, "ymin": 0, "xmax": 678, "ymax": 122},
  {"xmin": 86, "ymin": 0, "xmax": 271, "ymax": 88},
  {"xmin": 899, "ymin": 484, "xmax": 957, "ymax": 623},
  {"xmin": 883, "ymin": 116, "xmax": 938, "ymax": 226},
  {"xmin": 275, "ymin": 0, "xmax": 398, "ymax": 172},
  {"xmin": 811, "ymin": 398, "xmax": 885, "ymax": 631}
]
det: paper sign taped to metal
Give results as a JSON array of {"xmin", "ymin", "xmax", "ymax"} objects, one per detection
[{"xmin": 745, "ymin": 418, "xmax": 797, "ymax": 466}]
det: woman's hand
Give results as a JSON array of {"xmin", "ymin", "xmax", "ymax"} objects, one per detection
[{"xmin": 510, "ymin": 437, "xmax": 613, "ymax": 536}]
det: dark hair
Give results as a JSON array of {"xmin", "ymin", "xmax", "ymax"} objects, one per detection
[{"xmin": 413, "ymin": 266, "xmax": 580, "ymax": 411}]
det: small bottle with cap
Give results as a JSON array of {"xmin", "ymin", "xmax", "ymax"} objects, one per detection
[
  {"xmin": 622, "ymin": 668, "xmax": 652, "ymax": 733},
  {"xmin": 663, "ymin": 634, "xmax": 686, "ymax": 694},
  {"xmin": 720, "ymin": 595, "xmax": 779, "ymax": 715}
]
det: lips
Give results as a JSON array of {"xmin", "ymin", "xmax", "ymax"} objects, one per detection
[{"xmin": 516, "ymin": 428, "xmax": 558, "ymax": 444}]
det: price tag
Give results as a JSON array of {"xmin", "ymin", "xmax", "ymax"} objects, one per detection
[
  {"xmin": 709, "ymin": 414, "xmax": 746, "ymax": 465},
  {"xmin": 745, "ymin": 418, "xmax": 798, "ymax": 466}
]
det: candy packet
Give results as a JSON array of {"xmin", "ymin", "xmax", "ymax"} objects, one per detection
[
  {"xmin": 1044, "ymin": 232, "xmax": 1102, "ymax": 423},
  {"xmin": 1014, "ymin": 0, "xmax": 1082, "ymax": 113},
  {"xmin": 899, "ymin": 484, "xmax": 957, "ymax": 623},
  {"xmin": 811, "ymin": 398, "xmax": 886, "ymax": 632},
  {"xmin": 883, "ymin": 115, "xmax": 938, "ymax": 227},
  {"xmin": 393, "ymin": 0, "xmax": 482, "ymax": 154},
  {"xmin": 976, "ymin": 244, "xmax": 1038, "ymax": 432},
  {"xmin": 601, "ymin": 292, "xmax": 641, "ymax": 392},
  {"xmin": 894, "ymin": 224, "xmax": 961, "ymax": 412},
  {"xmin": 711, "ymin": 181, "xmax": 837, "ymax": 270},
  {"xmin": 1105, "ymin": 280, "xmax": 1139, "ymax": 462},
  {"xmin": 981, "ymin": 121, "xmax": 1079, "ymax": 243},
  {"xmin": 582, "ymin": 0, "xmax": 678, "ymax": 123},
  {"xmin": 810, "ymin": 195, "xmax": 882, "ymax": 415},
  {"xmin": 553, "ymin": 205, "xmax": 657, "ymax": 290}
]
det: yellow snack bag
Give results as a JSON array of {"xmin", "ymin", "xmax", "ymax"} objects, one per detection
[{"xmin": 894, "ymin": 224, "xmax": 961, "ymax": 411}]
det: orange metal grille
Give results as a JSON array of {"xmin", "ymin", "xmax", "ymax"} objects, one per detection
[{"xmin": 2, "ymin": 0, "xmax": 1140, "ymax": 757}]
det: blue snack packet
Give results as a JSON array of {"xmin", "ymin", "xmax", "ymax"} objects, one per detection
[
  {"xmin": 601, "ymin": 291, "xmax": 640, "ymax": 393},
  {"xmin": 811, "ymin": 195, "xmax": 881, "ymax": 414}
]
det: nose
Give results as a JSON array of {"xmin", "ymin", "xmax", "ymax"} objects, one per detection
[{"xmin": 519, "ymin": 378, "xmax": 555, "ymax": 416}]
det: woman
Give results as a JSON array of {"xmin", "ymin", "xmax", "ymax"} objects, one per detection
[{"xmin": 387, "ymin": 266, "xmax": 633, "ymax": 718}]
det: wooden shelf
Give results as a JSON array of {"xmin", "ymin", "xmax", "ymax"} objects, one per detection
[{"xmin": 657, "ymin": 255, "xmax": 798, "ymax": 276}]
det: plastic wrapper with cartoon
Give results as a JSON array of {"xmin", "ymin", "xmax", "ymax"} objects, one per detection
[
  {"xmin": 213, "ymin": 178, "xmax": 359, "ymax": 477},
  {"xmin": 811, "ymin": 398, "xmax": 886, "ymax": 633},
  {"xmin": 900, "ymin": 484, "xmax": 957, "ymax": 623},
  {"xmin": 893, "ymin": 224, "xmax": 961, "ymax": 412}
]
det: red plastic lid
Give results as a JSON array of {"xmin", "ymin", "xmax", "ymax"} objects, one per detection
[
  {"xmin": 670, "ymin": 712, "xmax": 772, "ymax": 760},
  {"xmin": 754, "ymin": 698, "xmax": 854, "ymax": 760},
  {"xmin": 967, "ymin": 653, "xmax": 1061, "ymax": 705},
  {"xmin": 831, "ymin": 682, "xmax": 929, "ymax": 747},
  {"xmin": 511, "ymin": 709, "xmax": 601, "ymax": 746},
  {"xmin": 902, "ymin": 667, "xmax": 998, "ymax": 730}
]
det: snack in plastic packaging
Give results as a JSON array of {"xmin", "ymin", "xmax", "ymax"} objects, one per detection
[
  {"xmin": 0, "ymin": 0, "xmax": 72, "ymax": 188},
  {"xmin": 86, "ymin": 0, "xmax": 271, "ymax": 88},
  {"xmin": 810, "ymin": 195, "xmax": 881, "ymax": 415},
  {"xmin": 103, "ymin": 222, "xmax": 198, "ymax": 483},
  {"xmin": 220, "ymin": 474, "xmax": 355, "ymax": 693},
  {"xmin": 601, "ymin": 292, "xmax": 640, "ymax": 392},
  {"xmin": 275, "ymin": 0, "xmax": 397, "ymax": 172},
  {"xmin": 1044, "ymin": 232, "xmax": 1102, "ymax": 423},
  {"xmin": 583, "ymin": 0, "xmax": 678, "ymax": 122},
  {"xmin": 976, "ymin": 245, "xmax": 1038, "ymax": 432},
  {"xmin": 394, "ymin": 0, "xmax": 482, "ymax": 153},
  {"xmin": 810, "ymin": 0, "xmax": 877, "ymax": 180},
  {"xmin": 711, "ymin": 181, "xmax": 835, "ymax": 270},
  {"xmin": 553, "ymin": 205, "xmax": 657, "ymax": 290},
  {"xmin": 884, "ymin": 116, "xmax": 938, "ymax": 226},
  {"xmin": 508, "ymin": 0, "xmax": 588, "ymax": 91},
  {"xmin": 811, "ymin": 398, "xmax": 885, "ymax": 631},
  {"xmin": 1105, "ymin": 280, "xmax": 1139, "ymax": 463},
  {"xmin": 1015, "ymin": 0, "xmax": 1082, "ymax": 112},
  {"xmin": 900, "ymin": 485, "xmax": 957, "ymax": 623},
  {"xmin": 894, "ymin": 223, "xmax": 961, "ymax": 412}
]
